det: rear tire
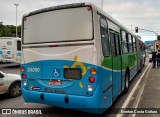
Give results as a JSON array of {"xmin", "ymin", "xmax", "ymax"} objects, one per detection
[
  {"xmin": 138, "ymin": 62, "xmax": 143, "ymax": 73},
  {"xmin": 123, "ymin": 71, "xmax": 129, "ymax": 94},
  {"xmin": 9, "ymin": 82, "xmax": 21, "ymax": 98}
]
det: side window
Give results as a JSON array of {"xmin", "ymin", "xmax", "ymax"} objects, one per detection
[
  {"xmin": 140, "ymin": 43, "xmax": 142, "ymax": 52},
  {"xmin": 133, "ymin": 37, "xmax": 136, "ymax": 52},
  {"xmin": 121, "ymin": 31, "xmax": 128, "ymax": 54},
  {"xmin": 135, "ymin": 38, "xmax": 139, "ymax": 51},
  {"xmin": 143, "ymin": 44, "xmax": 146, "ymax": 51},
  {"xmin": 136, "ymin": 40, "xmax": 140, "ymax": 51},
  {"xmin": 110, "ymin": 32, "xmax": 116, "ymax": 56},
  {"xmin": 17, "ymin": 40, "xmax": 21, "ymax": 51},
  {"xmin": 115, "ymin": 34, "xmax": 120, "ymax": 55},
  {"xmin": 100, "ymin": 18, "xmax": 110, "ymax": 56},
  {"xmin": 128, "ymin": 34, "xmax": 133, "ymax": 52}
]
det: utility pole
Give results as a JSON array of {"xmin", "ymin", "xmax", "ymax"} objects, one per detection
[
  {"xmin": 101, "ymin": 0, "xmax": 103, "ymax": 10},
  {"xmin": 14, "ymin": 3, "xmax": 19, "ymax": 37},
  {"xmin": 130, "ymin": 24, "xmax": 132, "ymax": 32},
  {"xmin": 0, "ymin": 22, "xmax": 3, "ymax": 36}
]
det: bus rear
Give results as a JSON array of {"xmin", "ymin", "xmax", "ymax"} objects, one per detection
[
  {"xmin": 0, "ymin": 37, "xmax": 15, "ymax": 63},
  {"xmin": 21, "ymin": 3, "xmax": 103, "ymax": 113}
]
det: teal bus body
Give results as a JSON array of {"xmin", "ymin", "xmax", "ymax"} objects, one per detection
[
  {"xmin": 21, "ymin": 3, "xmax": 145, "ymax": 114},
  {"xmin": 22, "ymin": 60, "xmax": 113, "ymax": 113}
]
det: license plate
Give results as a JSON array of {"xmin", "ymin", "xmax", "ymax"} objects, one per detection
[
  {"xmin": 6, "ymin": 57, "xmax": 12, "ymax": 59},
  {"xmin": 48, "ymin": 80, "xmax": 61, "ymax": 86}
]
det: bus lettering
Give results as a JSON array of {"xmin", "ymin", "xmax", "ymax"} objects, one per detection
[{"xmin": 28, "ymin": 68, "xmax": 40, "ymax": 73}]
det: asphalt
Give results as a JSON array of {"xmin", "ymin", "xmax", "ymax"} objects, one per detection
[{"xmin": 135, "ymin": 63, "xmax": 160, "ymax": 117}]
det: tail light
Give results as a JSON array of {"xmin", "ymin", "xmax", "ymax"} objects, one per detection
[
  {"xmin": 90, "ymin": 68, "xmax": 96, "ymax": 75},
  {"xmin": 49, "ymin": 45, "xmax": 58, "ymax": 47},
  {"xmin": 22, "ymin": 74, "xmax": 26, "ymax": 79},
  {"xmin": 89, "ymin": 76, "xmax": 95, "ymax": 83},
  {"xmin": 21, "ymin": 66, "xmax": 25, "ymax": 72},
  {"xmin": 87, "ymin": 6, "xmax": 91, "ymax": 11}
]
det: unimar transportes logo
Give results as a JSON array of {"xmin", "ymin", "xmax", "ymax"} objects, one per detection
[{"xmin": 1, "ymin": 109, "xmax": 42, "ymax": 115}]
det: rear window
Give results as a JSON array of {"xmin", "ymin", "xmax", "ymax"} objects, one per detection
[
  {"xmin": 23, "ymin": 7, "xmax": 93, "ymax": 44},
  {"xmin": 17, "ymin": 40, "xmax": 21, "ymax": 51}
]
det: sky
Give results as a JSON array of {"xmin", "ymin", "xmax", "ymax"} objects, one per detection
[{"xmin": 0, "ymin": 0, "xmax": 160, "ymax": 42}]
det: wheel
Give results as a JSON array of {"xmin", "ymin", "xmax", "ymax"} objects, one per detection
[
  {"xmin": 9, "ymin": 82, "xmax": 21, "ymax": 98},
  {"xmin": 123, "ymin": 71, "xmax": 129, "ymax": 94},
  {"xmin": 138, "ymin": 62, "xmax": 143, "ymax": 73}
]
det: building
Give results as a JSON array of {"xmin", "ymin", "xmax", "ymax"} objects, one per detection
[{"xmin": 144, "ymin": 40, "xmax": 157, "ymax": 52}]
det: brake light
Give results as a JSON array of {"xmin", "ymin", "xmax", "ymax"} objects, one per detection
[
  {"xmin": 21, "ymin": 67, "xmax": 25, "ymax": 72},
  {"xmin": 90, "ymin": 68, "xmax": 96, "ymax": 75},
  {"xmin": 87, "ymin": 6, "xmax": 91, "ymax": 11},
  {"xmin": 89, "ymin": 76, "xmax": 95, "ymax": 83},
  {"xmin": 49, "ymin": 45, "xmax": 58, "ymax": 47},
  {"xmin": 22, "ymin": 74, "xmax": 26, "ymax": 78}
]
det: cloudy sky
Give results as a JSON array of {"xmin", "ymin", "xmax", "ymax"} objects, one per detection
[{"xmin": 0, "ymin": 0, "xmax": 160, "ymax": 42}]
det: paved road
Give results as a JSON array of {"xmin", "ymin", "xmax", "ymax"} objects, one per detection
[{"xmin": 0, "ymin": 62, "xmax": 151, "ymax": 117}]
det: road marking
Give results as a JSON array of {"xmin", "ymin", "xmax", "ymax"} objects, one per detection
[
  {"xmin": 116, "ymin": 63, "xmax": 151, "ymax": 117},
  {"xmin": 132, "ymin": 64, "xmax": 151, "ymax": 117}
]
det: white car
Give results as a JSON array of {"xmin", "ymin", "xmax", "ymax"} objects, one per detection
[{"xmin": 0, "ymin": 71, "xmax": 21, "ymax": 97}]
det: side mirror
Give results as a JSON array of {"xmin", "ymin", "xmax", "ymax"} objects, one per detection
[{"xmin": 0, "ymin": 72, "xmax": 4, "ymax": 78}]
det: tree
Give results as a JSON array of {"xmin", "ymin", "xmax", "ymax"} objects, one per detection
[{"xmin": 0, "ymin": 24, "xmax": 21, "ymax": 37}]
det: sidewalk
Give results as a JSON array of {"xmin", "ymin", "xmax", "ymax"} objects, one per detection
[{"xmin": 136, "ymin": 64, "xmax": 160, "ymax": 116}]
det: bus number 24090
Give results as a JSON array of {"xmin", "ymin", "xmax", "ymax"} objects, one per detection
[{"xmin": 27, "ymin": 68, "xmax": 40, "ymax": 72}]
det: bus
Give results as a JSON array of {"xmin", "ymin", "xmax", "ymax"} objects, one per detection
[
  {"xmin": 21, "ymin": 3, "xmax": 145, "ymax": 114},
  {"xmin": 0, "ymin": 37, "xmax": 21, "ymax": 63}
]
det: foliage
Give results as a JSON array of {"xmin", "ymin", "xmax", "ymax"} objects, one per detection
[{"xmin": 0, "ymin": 24, "xmax": 21, "ymax": 37}]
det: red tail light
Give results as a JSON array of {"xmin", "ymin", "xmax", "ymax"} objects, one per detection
[
  {"xmin": 49, "ymin": 45, "xmax": 58, "ymax": 47},
  {"xmin": 87, "ymin": 6, "xmax": 91, "ymax": 11},
  {"xmin": 89, "ymin": 76, "xmax": 95, "ymax": 83},
  {"xmin": 22, "ymin": 74, "xmax": 26, "ymax": 79}
]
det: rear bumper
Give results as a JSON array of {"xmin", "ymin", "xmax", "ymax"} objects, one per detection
[
  {"xmin": 22, "ymin": 88, "xmax": 104, "ymax": 114},
  {"xmin": 0, "ymin": 59, "xmax": 14, "ymax": 62}
]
